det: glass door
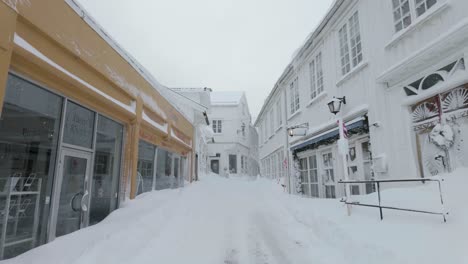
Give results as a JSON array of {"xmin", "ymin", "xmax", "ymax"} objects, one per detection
[
  {"xmin": 321, "ymin": 151, "xmax": 336, "ymax": 198},
  {"xmin": 52, "ymin": 148, "xmax": 92, "ymax": 238},
  {"xmin": 308, "ymin": 155, "xmax": 320, "ymax": 198}
]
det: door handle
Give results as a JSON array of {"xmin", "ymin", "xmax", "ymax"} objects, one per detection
[
  {"xmin": 71, "ymin": 192, "xmax": 83, "ymax": 212},
  {"xmin": 81, "ymin": 190, "xmax": 89, "ymax": 212}
]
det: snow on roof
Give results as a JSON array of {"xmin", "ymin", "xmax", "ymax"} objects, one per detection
[{"xmin": 210, "ymin": 91, "xmax": 244, "ymax": 106}]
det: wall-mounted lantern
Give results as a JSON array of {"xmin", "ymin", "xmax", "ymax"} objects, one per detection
[{"xmin": 327, "ymin": 96, "xmax": 346, "ymax": 115}]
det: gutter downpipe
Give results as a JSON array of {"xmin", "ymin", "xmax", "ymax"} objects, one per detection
[{"xmin": 283, "ymin": 88, "xmax": 292, "ymax": 194}]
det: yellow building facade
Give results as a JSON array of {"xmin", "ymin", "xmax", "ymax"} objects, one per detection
[{"xmin": 0, "ymin": 0, "xmax": 193, "ymax": 259}]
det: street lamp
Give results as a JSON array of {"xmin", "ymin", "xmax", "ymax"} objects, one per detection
[
  {"xmin": 327, "ymin": 96, "xmax": 352, "ymax": 216},
  {"xmin": 327, "ymin": 96, "xmax": 346, "ymax": 115}
]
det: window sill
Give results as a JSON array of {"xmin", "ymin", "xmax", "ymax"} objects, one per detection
[
  {"xmin": 307, "ymin": 92, "xmax": 328, "ymax": 108},
  {"xmin": 287, "ymin": 110, "xmax": 302, "ymax": 121},
  {"xmin": 336, "ymin": 61, "xmax": 369, "ymax": 87},
  {"xmin": 385, "ymin": 1, "xmax": 450, "ymax": 49}
]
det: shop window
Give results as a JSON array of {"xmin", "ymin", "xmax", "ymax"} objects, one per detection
[
  {"xmin": 308, "ymin": 156, "xmax": 319, "ymax": 198},
  {"xmin": 362, "ymin": 141, "xmax": 375, "ymax": 194},
  {"xmin": 299, "ymin": 158, "xmax": 309, "ymax": 196},
  {"xmin": 90, "ymin": 115, "xmax": 123, "ymax": 225},
  {"xmin": 137, "ymin": 140, "xmax": 155, "ymax": 195},
  {"xmin": 325, "ymin": 186, "xmax": 336, "ymax": 198},
  {"xmin": 0, "ymin": 74, "xmax": 63, "ymax": 259},
  {"xmin": 156, "ymin": 148, "xmax": 177, "ymax": 190},
  {"xmin": 229, "ymin": 155, "xmax": 237, "ymax": 174},
  {"xmin": 63, "ymin": 101, "xmax": 95, "ymax": 149}
]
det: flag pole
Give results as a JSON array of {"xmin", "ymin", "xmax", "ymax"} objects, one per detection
[{"xmin": 338, "ymin": 117, "xmax": 352, "ymax": 216}]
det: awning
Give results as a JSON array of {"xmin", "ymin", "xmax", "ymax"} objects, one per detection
[{"xmin": 291, "ymin": 116, "xmax": 368, "ymax": 152}]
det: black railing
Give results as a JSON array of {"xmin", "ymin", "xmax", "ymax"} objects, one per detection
[{"xmin": 338, "ymin": 178, "xmax": 448, "ymax": 222}]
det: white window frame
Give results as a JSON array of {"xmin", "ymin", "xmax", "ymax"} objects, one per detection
[
  {"xmin": 309, "ymin": 52, "xmax": 324, "ymax": 100},
  {"xmin": 276, "ymin": 100, "xmax": 282, "ymax": 127},
  {"xmin": 391, "ymin": 0, "xmax": 439, "ymax": 33},
  {"xmin": 269, "ymin": 110, "xmax": 275, "ymax": 136},
  {"xmin": 289, "ymin": 77, "xmax": 300, "ymax": 115},
  {"xmin": 212, "ymin": 120, "xmax": 222, "ymax": 134},
  {"xmin": 338, "ymin": 11, "xmax": 363, "ymax": 76}
]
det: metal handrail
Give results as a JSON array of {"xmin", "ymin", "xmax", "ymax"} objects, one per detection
[{"xmin": 338, "ymin": 178, "xmax": 448, "ymax": 222}]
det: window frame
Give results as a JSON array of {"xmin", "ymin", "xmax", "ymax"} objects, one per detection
[
  {"xmin": 269, "ymin": 110, "xmax": 275, "ymax": 137},
  {"xmin": 276, "ymin": 100, "xmax": 282, "ymax": 127},
  {"xmin": 212, "ymin": 119, "xmax": 223, "ymax": 134},
  {"xmin": 289, "ymin": 77, "xmax": 300, "ymax": 115},
  {"xmin": 309, "ymin": 52, "xmax": 324, "ymax": 100},
  {"xmin": 391, "ymin": 0, "xmax": 439, "ymax": 33},
  {"xmin": 338, "ymin": 11, "xmax": 363, "ymax": 76}
]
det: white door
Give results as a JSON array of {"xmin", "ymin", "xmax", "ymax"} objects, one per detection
[
  {"xmin": 49, "ymin": 148, "xmax": 93, "ymax": 239},
  {"xmin": 308, "ymin": 155, "xmax": 320, "ymax": 198},
  {"xmin": 321, "ymin": 151, "xmax": 336, "ymax": 199}
]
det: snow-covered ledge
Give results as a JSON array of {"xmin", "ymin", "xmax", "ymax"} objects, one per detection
[
  {"xmin": 170, "ymin": 129, "xmax": 192, "ymax": 149},
  {"xmin": 377, "ymin": 18, "xmax": 468, "ymax": 87},
  {"xmin": 142, "ymin": 110, "xmax": 168, "ymax": 134},
  {"xmin": 13, "ymin": 33, "xmax": 137, "ymax": 114},
  {"xmin": 336, "ymin": 61, "xmax": 369, "ymax": 87},
  {"xmin": 402, "ymin": 71, "xmax": 468, "ymax": 106}
]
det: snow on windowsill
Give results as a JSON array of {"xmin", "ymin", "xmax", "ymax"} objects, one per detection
[
  {"xmin": 386, "ymin": 1, "xmax": 450, "ymax": 50},
  {"xmin": 13, "ymin": 33, "xmax": 137, "ymax": 114},
  {"xmin": 336, "ymin": 61, "xmax": 369, "ymax": 87},
  {"xmin": 287, "ymin": 110, "xmax": 302, "ymax": 121},
  {"xmin": 306, "ymin": 92, "xmax": 328, "ymax": 108},
  {"xmin": 142, "ymin": 110, "xmax": 168, "ymax": 134}
]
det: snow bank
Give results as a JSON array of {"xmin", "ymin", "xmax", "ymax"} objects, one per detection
[{"xmin": 5, "ymin": 170, "xmax": 468, "ymax": 264}]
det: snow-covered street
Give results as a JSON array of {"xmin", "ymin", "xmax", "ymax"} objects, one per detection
[{"xmin": 5, "ymin": 170, "xmax": 467, "ymax": 264}]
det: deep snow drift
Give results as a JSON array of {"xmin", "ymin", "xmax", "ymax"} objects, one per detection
[{"xmin": 4, "ymin": 169, "xmax": 468, "ymax": 264}]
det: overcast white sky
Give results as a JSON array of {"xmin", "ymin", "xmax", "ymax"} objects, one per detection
[{"xmin": 77, "ymin": 0, "xmax": 334, "ymax": 120}]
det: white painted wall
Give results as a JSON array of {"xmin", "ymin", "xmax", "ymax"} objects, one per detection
[
  {"xmin": 256, "ymin": 0, "xmax": 468, "ymax": 195},
  {"xmin": 208, "ymin": 93, "xmax": 259, "ymax": 177}
]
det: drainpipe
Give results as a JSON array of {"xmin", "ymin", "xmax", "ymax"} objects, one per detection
[{"xmin": 283, "ymin": 88, "xmax": 292, "ymax": 194}]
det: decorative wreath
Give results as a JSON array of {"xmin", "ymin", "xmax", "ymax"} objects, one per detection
[{"xmin": 429, "ymin": 124, "xmax": 454, "ymax": 149}]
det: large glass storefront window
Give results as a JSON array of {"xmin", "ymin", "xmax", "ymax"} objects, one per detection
[
  {"xmin": 137, "ymin": 143, "xmax": 184, "ymax": 193},
  {"xmin": 90, "ymin": 115, "xmax": 123, "ymax": 225},
  {"xmin": 0, "ymin": 74, "xmax": 62, "ymax": 258},
  {"xmin": 155, "ymin": 148, "xmax": 173, "ymax": 190},
  {"xmin": 137, "ymin": 140, "xmax": 155, "ymax": 195}
]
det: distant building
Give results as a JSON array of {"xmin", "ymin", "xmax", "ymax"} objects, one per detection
[
  {"xmin": 169, "ymin": 88, "xmax": 214, "ymax": 181},
  {"xmin": 208, "ymin": 92, "xmax": 259, "ymax": 177}
]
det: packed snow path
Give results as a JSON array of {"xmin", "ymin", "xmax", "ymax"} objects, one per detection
[{"xmin": 6, "ymin": 172, "xmax": 468, "ymax": 264}]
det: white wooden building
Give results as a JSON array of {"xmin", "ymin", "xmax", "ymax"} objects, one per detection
[
  {"xmin": 256, "ymin": 0, "xmax": 468, "ymax": 198},
  {"xmin": 207, "ymin": 92, "xmax": 260, "ymax": 177}
]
